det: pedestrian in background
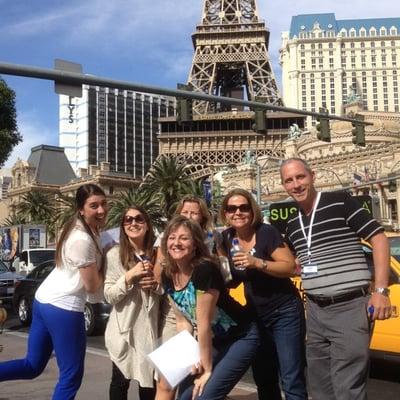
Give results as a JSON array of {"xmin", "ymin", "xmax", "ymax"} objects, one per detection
[
  {"xmin": 104, "ymin": 205, "xmax": 161, "ymax": 400},
  {"xmin": 219, "ymin": 188, "xmax": 307, "ymax": 400},
  {"xmin": 280, "ymin": 157, "xmax": 392, "ymax": 400},
  {"xmin": 160, "ymin": 215, "xmax": 259, "ymax": 400},
  {"xmin": 0, "ymin": 183, "xmax": 107, "ymax": 400}
]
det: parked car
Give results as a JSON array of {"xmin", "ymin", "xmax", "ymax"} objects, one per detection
[
  {"xmin": 0, "ymin": 260, "xmax": 24, "ymax": 305},
  {"xmin": 12, "ymin": 260, "xmax": 111, "ymax": 335},
  {"xmin": 12, "ymin": 248, "xmax": 56, "ymax": 274}
]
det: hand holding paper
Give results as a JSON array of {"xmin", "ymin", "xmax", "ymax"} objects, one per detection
[{"xmin": 148, "ymin": 330, "xmax": 200, "ymax": 388}]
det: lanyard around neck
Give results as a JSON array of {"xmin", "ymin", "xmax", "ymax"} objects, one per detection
[{"xmin": 298, "ymin": 192, "xmax": 321, "ymax": 260}]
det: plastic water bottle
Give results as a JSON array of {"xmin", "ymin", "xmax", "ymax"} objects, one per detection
[{"xmin": 231, "ymin": 238, "xmax": 245, "ymax": 270}]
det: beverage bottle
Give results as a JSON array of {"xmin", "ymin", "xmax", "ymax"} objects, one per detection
[{"xmin": 231, "ymin": 238, "xmax": 245, "ymax": 270}]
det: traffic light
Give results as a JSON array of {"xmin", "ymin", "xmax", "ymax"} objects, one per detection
[
  {"xmin": 388, "ymin": 173, "xmax": 397, "ymax": 192},
  {"xmin": 252, "ymin": 109, "xmax": 267, "ymax": 134},
  {"xmin": 316, "ymin": 107, "xmax": 330, "ymax": 142},
  {"xmin": 351, "ymin": 114, "xmax": 366, "ymax": 147},
  {"xmin": 176, "ymin": 83, "xmax": 193, "ymax": 123}
]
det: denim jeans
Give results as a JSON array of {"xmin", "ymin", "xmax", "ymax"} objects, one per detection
[
  {"xmin": 252, "ymin": 296, "xmax": 307, "ymax": 400},
  {"xmin": 178, "ymin": 322, "xmax": 260, "ymax": 400}
]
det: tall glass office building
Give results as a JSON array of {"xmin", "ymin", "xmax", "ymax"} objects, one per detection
[{"xmin": 59, "ymin": 85, "xmax": 175, "ymax": 178}]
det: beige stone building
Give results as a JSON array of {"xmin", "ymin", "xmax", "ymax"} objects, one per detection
[
  {"xmin": 220, "ymin": 105, "xmax": 400, "ymax": 229},
  {"xmin": 280, "ymin": 13, "xmax": 400, "ymax": 128}
]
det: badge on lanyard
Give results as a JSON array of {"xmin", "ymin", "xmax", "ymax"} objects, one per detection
[{"xmin": 299, "ymin": 192, "xmax": 321, "ymax": 278}]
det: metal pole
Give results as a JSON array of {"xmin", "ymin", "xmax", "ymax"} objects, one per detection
[
  {"xmin": 0, "ymin": 60, "xmax": 372, "ymax": 125},
  {"xmin": 256, "ymin": 163, "xmax": 261, "ymax": 205}
]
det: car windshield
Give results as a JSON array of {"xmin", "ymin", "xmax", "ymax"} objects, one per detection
[
  {"xmin": 0, "ymin": 260, "xmax": 9, "ymax": 273},
  {"xmin": 389, "ymin": 237, "xmax": 400, "ymax": 262},
  {"xmin": 30, "ymin": 250, "xmax": 56, "ymax": 266}
]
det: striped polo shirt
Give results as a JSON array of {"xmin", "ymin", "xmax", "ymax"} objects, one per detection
[{"xmin": 286, "ymin": 191, "xmax": 384, "ymax": 297}]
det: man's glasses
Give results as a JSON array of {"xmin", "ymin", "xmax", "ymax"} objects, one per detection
[
  {"xmin": 225, "ymin": 204, "xmax": 252, "ymax": 213},
  {"xmin": 123, "ymin": 214, "xmax": 146, "ymax": 225}
]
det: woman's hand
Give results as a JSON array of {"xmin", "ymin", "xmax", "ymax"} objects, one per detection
[
  {"xmin": 232, "ymin": 252, "xmax": 258, "ymax": 269},
  {"xmin": 192, "ymin": 370, "xmax": 212, "ymax": 400},
  {"xmin": 125, "ymin": 261, "xmax": 148, "ymax": 286}
]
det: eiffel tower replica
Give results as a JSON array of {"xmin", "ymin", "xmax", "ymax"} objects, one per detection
[{"xmin": 158, "ymin": 0, "xmax": 304, "ymax": 176}]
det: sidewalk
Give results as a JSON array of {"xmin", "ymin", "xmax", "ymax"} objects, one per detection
[{"xmin": 0, "ymin": 331, "xmax": 257, "ymax": 400}]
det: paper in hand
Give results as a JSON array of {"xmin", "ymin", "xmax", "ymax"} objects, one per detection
[{"xmin": 148, "ymin": 330, "xmax": 200, "ymax": 388}]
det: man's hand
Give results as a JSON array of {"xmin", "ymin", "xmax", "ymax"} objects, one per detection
[{"xmin": 368, "ymin": 292, "xmax": 392, "ymax": 320}]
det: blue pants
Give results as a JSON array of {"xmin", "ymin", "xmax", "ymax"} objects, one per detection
[
  {"xmin": 178, "ymin": 322, "xmax": 260, "ymax": 400},
  {"xmin": 252, "ymin": 296, "xmax": 307, "ymax": 400},
  {"xmin": 0, "ymin": 300, "xmax": 86, "ymax": 400}
]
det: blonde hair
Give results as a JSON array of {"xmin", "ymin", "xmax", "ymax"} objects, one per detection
[{"xmin": 175, "ymin": 195, "xmax": 212, "ymax": 231}]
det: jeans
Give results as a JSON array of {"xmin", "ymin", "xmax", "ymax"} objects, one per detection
[
  {"xmin": 0, "ymin": 300, "xmax": 86, "ymax": 400},
  {"xmin": 109, "ymin": 362, "xmax": 155, "ymax": 400},
  {"xmin": 252, "ymin": 296, "xmax": 307, "ymax": 400},
  {"xmin": 178, "ymin": 322, "xmax": 260, "ymax": 400}
]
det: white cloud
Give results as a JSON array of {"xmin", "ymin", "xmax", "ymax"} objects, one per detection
[{"xmin": 3, "ymin": 110, "xmax": 57, "ymax": 169}]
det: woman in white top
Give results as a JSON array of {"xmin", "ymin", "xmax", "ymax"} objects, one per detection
[
  {"xmin": 0, "ymin": 183, "xmax": 107, "ymax": 400},
  {"xmin": 104, "ymin": 205, "xmax": 161, "ymax": 400}
]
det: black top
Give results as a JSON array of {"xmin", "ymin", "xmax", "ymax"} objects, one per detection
[
  {"xmin": 162, "ymin": 261, "xmax": 253, "ymax": 339},
  {"xmin": 222, "ymin": 223, "xmax": 299, "ymax": 318}
]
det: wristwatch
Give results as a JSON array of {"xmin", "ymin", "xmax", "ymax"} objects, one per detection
[
  {"xmin": 260, "ymin": 259, "xmax": 268, "ymax": 271},
  {"xmin": 374, "ymin": 287, "xmax": 390, "ymax": 296}
]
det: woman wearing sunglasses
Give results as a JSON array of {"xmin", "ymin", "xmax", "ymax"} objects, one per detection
[
  {"xmin": 219, "ymin": 188, "xmax": 307, "ymax": 400},
  {"xmin": 104, "ymin": 205, "xmax": 161, "ymax": 400},
  {"xmin": 160, "ymin": 215, "xmax": 259, "ymax": 400}
]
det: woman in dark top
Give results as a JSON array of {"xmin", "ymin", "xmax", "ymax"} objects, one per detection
[
  {"xmin": 219, "ymin": 188, "xmax": 307, "ymax": 400},
  {"xmin": 160, "ymin": 215, "xmax": 259, "ymax": 400}
]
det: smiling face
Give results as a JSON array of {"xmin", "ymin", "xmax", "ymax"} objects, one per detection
[
  {"xmin": 122, "ymin": 209, "xmax": 148, "ymax": 244},
  {"xmin": 224, "ymin": 195, "xmax": 253, "ymax": 231},
  {"xmin": 180, "ymin": 201, "xmax": 203, "ymax": 224},
  {"xmin": 166, "ymin": 225, "xmax": 195, "ymax": 266},
  {"xmin": 80, "ymin": 194, "xmax": 108, "ymax": 232},
  {"xmin": 280, "ymin": 160, "xmax": 317, "ymax": 212}
]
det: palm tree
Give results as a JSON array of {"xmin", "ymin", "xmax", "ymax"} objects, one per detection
[
  {"xmin": 107, "ymin": 188, "xmax": 164, "ymax": 230},
  {"xmin": 15, "ymin": 190, "xmax": 56, "ymax": 228},
  {"xmin": 142, "ymin": 156, "xmax": 197, "ymax": 219},
  {"xmin": 2, "ymin": 213, "xmax": 26, "ymax": 226}
]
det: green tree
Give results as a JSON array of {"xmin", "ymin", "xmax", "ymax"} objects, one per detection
[
  {"xmin": 142, "ymin": 156, "xmax": 197, "ymax": 219},
  {"xmin": 15, "ymin": 191, "xmax": 56, "ymax": 226},
  {"xmin": 1, "ymin": 214, "xmax": 26, "ymax": 226},
  {"xmin": 107, "ymin": 188, "xmax": 164, "ymax": 230},
  {"xmin": 0, "ymin": 78, "xmax": 21, "ymax": 167}
]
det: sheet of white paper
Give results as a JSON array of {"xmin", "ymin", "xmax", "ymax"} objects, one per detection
[{"xmin": 148, "ymin": 330, "xmax": 200, "ymax": 388}]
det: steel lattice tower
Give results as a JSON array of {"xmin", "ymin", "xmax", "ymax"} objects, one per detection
[{"xmin": 188, "ymin": 0, "xmax": 283, "ymax": 115}]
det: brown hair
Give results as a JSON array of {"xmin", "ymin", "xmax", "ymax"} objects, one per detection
[
  {"xmin": 119, "ymin": 205, "xmax": 156, "ymax": 270},
  {"xmin": 174, "ymin": 195, "xmax": 212, "ymax": 231},
  {"xmin": 161, "ymin": 215, "xmax": 216, "ymax": 278},
  {"xmin": 55, "ymin": 184, "xmax": 106, "ymax": 267},
  {"xmin": 219, "ymin": 188, "xmax": 263, "ymax": 228}
]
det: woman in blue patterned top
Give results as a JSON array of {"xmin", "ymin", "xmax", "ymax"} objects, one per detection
[{"xmin": 160, "ymin": 215, "xmax": 259, "ymax": 400}]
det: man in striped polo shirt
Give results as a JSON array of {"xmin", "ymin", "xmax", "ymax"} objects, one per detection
[{"xmin": 280, "ymin": 157, "xmax": 392, "ymax": 400}]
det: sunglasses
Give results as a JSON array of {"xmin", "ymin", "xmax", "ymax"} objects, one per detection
[
  {"xmin": 123, "ymin": 214, "xmax": 146, "ymax": 225},
  {"xmin": 225, "ymin": 204, "xmax": 252, "ymax": 213}
]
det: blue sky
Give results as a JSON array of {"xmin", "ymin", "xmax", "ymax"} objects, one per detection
[{"xmin": 1, "ymin": 0, "xmax": 399, "ymax": 169}]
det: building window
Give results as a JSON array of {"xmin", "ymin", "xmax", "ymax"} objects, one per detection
[
  {"xmin": 380, "ymin": 27, "xmax": 387, "ymax": 36},
  {"xmin": 370, "ymin": 28, "xmax": 377, "ymax": 36},
  {"xmin": 390, "ymin": 27, "xmax": 397, "ymax": 36}
]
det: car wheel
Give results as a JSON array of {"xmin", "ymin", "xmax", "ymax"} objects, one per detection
[
  {"xmin": 18, "ymin": 297, "xmax": 32, "ymax": 326},
  {"xmin": 84, "ymin": 303, "xmax": 95, "ymax": 336}
]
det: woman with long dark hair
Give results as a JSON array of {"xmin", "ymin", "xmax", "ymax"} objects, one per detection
[
  {"xmin": 0, "ymin": 183, "xmax": 107, "ymax": 400},
  {"xmin": 104, "ymin": 205, "xmax": 161, "ymax": 400}
]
